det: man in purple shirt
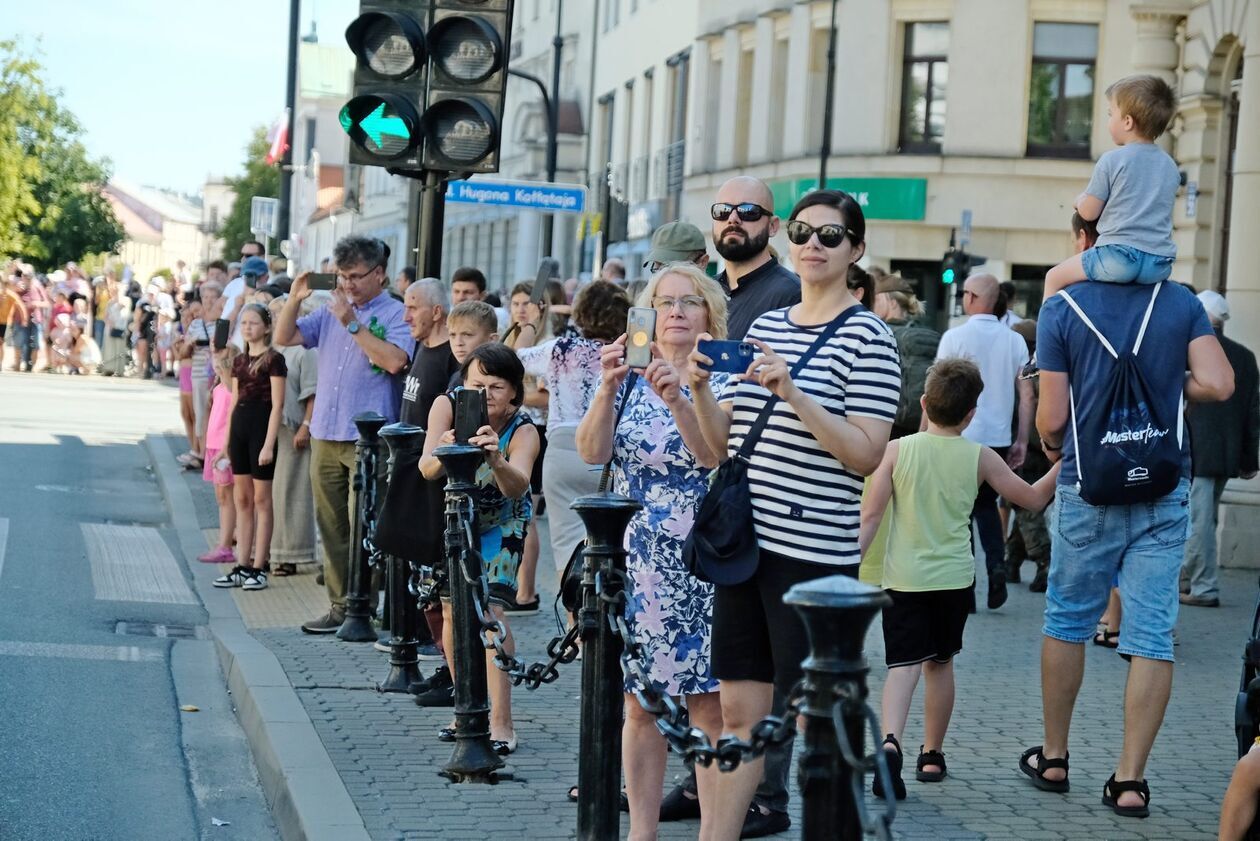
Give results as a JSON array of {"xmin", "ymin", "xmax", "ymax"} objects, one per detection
[{"xmin": 275, "ymin": 235, "xmax": 415, "ymax": 633}]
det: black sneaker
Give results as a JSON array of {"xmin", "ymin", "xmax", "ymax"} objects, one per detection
[
  {"xmin": 213, "ymin": 565, "xmax": 251, "ymax": 588},
  {"xmin": 415, "ymin": 665, "xmax": 455, "ymax": 707},
  {"xmin": 740, "ymin": 805, "xmax": 790, "ymax": 839},
  {"xmin": 659, "ymin": 782, "xmax": 701, "ymax": 821},
  {"xmin": 987, "ymin": 571, "xmax": 1008, "ymax": 610},
  {"xmin": 301, "ymin": 608, "xmax": 345, "ymax": 634}
]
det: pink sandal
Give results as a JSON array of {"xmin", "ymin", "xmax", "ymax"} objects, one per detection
[{"xmin": 197, "ymin": 546, "xmax": 236, "ymax": 564}]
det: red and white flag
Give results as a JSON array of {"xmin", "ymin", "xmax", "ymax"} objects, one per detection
[{"xmin": 265, "ymin": 109, "xmax": 290, "ymax": 165}]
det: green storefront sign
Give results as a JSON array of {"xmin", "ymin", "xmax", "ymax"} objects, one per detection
[{"xmin": 770, "ymin": 177, "xmax": 927, "ymax": 221}]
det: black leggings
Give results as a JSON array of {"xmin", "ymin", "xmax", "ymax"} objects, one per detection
[{"xmin": 228, "ymin": 401, "xmax": 276, "ymax": 480}]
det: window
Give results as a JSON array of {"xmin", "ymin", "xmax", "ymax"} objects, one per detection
[
  {"xmin": 1027, "ymin": 23, "xmax": 1098, "ymax": 158},
  {"xmin": 899, "ymin": 22, "xmax": 949, "ymax": 154}
]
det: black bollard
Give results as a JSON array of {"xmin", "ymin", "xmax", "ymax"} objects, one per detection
[
  {"xmin": 337, "ymin": 412, "xmax": 387, "ymax": 642},
  {"xmin": 785, "ymin": 574, "xmax": 893, "ymax": 841},
  {"xmin": 376, "ymin": 423, "xmax": 425, "ymax": 693},
  {"xmin": 434, "ymin": 442, "xmax": 504, "ymax": 782},
  {"xmin": 571, "ymin": 491, "xmax": 641, "ymax": 841}
]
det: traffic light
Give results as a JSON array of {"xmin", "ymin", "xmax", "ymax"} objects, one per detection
[
  {"xmin": 421, "ymin": 1, "xmax": 513, "ymax": 173},
  {"xmin": 941, "ymin": 249, "xmax": 966, "ymax": 285},
  {"xmin": 340, "ymin": 1, "xmax": 515, "ymax": 174}
]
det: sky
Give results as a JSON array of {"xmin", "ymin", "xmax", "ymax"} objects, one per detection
[{"xmin": 4, "ymin": 0, "xmax": 358, "ymax": 196}]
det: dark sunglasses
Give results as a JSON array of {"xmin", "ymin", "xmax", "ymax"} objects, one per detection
[
  {"xmin": 710, "ymin": 202, "xmax": 771, "ymax": 223},
  {"xmin": 785, "ymin": 219, "xmax": 851, "ymax": 248}
]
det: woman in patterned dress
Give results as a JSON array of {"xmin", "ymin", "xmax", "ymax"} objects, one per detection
[{"xmin": 576, "ymin": 263, "xmax": 730, "ymax": 841}]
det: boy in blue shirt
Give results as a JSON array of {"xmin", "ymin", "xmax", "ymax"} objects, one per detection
[{"xmin": 1042, "ymin": 74, "xmax": 1179, "ymax": 301}]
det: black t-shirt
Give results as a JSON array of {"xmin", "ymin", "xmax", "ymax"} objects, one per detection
[
  {"xmin": 231, "ymin": 349, "xmax": 287, "ymax": 402},
  {"xmin": 401, "ymin": 341, "xmax": 460, "ymax": 427},
  {"xmin": 717, "ymin": 257, "xmax": 802, "ymax": 340}
]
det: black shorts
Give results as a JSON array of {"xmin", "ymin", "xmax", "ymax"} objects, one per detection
[
  {"xmin": 711, "ymin": 549, "xmax": 856, "ymax": 696},
  {"xmin": 228, "ymin": 401, "xmax": 276, "ymax": 481},
  {"xmin": 530, "ymin": 426, "xmax": 547, "ymax": 495},
  {"xmin": 881, "ymin": 586, "xmax": 974, "ymax": 668}
]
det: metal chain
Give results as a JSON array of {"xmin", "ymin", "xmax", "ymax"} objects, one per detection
[
  {"xmin": 448, "ymin": 493, "xmax": 581, "ymax": 689},
  {"xmin": 360, "ymin": 445, "xmax": 384, "ymax": 568},
  {"xmin": 832, "ymin": 685, "xmax": 897, "ymax": 840},
  {"xmin": 595, "ymin": 567, "xmax": 802, "ymax": 771}
]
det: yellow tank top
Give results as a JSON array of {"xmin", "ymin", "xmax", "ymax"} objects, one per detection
[{"xmin": 883, "ymin": 432, "xmax": 982, "ymax": 592}]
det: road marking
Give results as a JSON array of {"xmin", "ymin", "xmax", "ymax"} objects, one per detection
[
  {"xmin": 0, "ymin": 518, "xmax": 7, "ymax": 589},
  {"xmin": 0, "ymin": 641, "xmax": 163, "ymax": 663},
  {"xmin": 81, "ymin": 523, "xmax": 198, "ymax": 605}
]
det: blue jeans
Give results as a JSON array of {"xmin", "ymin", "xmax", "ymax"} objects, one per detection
[
  {"xmin": 1081, "ymin": 243, "xmax": 1174, "ymax": 285},
  {"xmin": 10, "ymin": 323, "xmax": 35, "ymax": 369},
  {"xmin": 1181, "ymin": 475, "xmax": 1226, "ymax": 599},
  {"xmin": 1043, "ymin": 478, "xmax": 1190, "ymax": 662},
  {"xmin": 93, "ymin": 320, "xmax": 105, "ymax": 349}
]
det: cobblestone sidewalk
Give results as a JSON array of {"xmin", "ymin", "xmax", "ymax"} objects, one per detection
[{"xmin": 176, "ymin": 436, "xmax": 1248, "ymax": 840}]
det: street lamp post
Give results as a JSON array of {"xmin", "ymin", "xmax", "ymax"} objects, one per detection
[
  {"xmin": 541, "ymin": 0, "xmax": 564, "ymax": 258},
  {"xmin": 819, "ymin": 0, "xmax": 839, "ymax": 188}
]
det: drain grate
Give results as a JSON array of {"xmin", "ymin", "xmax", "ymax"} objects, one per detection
[{"xmin": 115, "ymin": 621, "xmax": 207, "ymax": 640}]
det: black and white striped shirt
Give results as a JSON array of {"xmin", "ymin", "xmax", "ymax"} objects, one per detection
[{"xmin": 720, "ymin": 307, "xmax": 901, "ymax": 567}]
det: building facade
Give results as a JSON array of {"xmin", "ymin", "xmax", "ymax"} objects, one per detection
[{"xmin": 103, "ymin": 180, "xmax": 210, "ymax": 283}]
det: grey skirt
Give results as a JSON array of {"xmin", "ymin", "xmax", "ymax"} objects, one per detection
[{"xmin": 540, "ymin": 426, "xmax": 602, "ymax": 571}]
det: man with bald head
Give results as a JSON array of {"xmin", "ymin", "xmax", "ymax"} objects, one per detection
[
  {"xmin": 935, "ymin": 273, "xmax": 1033, "ymax": 610},
  {"xmin": 711, "ymin": 175, "xmax": 800, "ymax": 340}
]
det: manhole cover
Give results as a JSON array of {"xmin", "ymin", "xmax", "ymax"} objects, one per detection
[{"xmin": 115, "ymin": 621, "xmax": 207, "ymax": 640}]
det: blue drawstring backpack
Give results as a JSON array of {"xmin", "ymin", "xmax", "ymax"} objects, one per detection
[{"xmin": 1060, "ymin": 283, "xmax": 1183, "ymax": 506}]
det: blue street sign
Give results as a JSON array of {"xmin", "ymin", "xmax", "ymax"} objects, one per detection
[{"xmin": 444, "ymin": 179, "xmax": 587, "ymax": 214}]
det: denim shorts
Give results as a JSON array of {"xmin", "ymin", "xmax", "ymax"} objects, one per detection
[
  {"xmin": 1043, "ymin": 477, "xmax": 1190, "ymax": 661},
  {"xmin": 1081, "ymin": 243, "xmax": 1174, "ymax": 285}
]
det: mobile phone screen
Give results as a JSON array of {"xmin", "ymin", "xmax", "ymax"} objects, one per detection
[
  {"xmin": 213, "ymin": 319, "xmax": 230, "ymax": 349},
  {"xmin": 308, "ymin": 273, "xmax": 337, "ymax": 292},
  {"xmin": 624, "ymin": 307, "xmax": 656, "ymax": 369},
  {"xmin": 453, "ymin": 388, "xmax": 487, "ymax": 444}
]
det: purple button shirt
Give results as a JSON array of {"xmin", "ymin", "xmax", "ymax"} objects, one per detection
[{"xmin": 297, "ymin": 291, "xmax": 415, "ymax": 442}]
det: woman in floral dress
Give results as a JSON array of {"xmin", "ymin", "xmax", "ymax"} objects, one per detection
[{"xmin": 576, "ymin": 263, "xmax": 730, "ymax": 841}]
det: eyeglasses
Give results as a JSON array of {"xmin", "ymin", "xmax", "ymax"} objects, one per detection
[
  {"xmin": 651, "ymin": 295, "xmax": 707, "ymax": 313},
  {"xmin": 339, "ymin": 266, "xmax": 382, "ymax": 284},
  {"xmin": 710, "ymin": 202, "xmax": 772, "ymax": 223},
  {"xmin": 785, "ymin": 220, "xmax": 851, "ymax": 248}
]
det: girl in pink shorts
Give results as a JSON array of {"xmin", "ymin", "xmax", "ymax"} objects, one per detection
[{"xmin": 198, "ymin": 349, "xmax": 238, "ymax": 563}]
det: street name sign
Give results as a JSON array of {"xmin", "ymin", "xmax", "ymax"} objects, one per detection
[{"xmin": 445, "ymin": 179, "xmax": 587, "ymax": 214}]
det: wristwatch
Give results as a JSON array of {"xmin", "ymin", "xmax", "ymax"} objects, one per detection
[{"xmin": 347, "ymin": 319, "xmax": 361, "ymax": 335}]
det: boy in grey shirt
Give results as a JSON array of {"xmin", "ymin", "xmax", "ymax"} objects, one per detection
[{"xmin": 1043, "ymin": 75, "xmax": 1179, "ymax": 301}]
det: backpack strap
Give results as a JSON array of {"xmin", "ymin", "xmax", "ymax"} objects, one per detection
[
  {"xmin": 1132, "ymin": 282, "xmax": 1163, "ymax": 355},
  {"xmin": 1056, "ymin": 290, "xmax": 1118, "ymax": 359}
]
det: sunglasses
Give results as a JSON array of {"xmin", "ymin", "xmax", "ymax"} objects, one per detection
[
  {"xmin": 785, "ymin": 219, "xmax": 851, "ymax": 248},
  {"xmin": 710, "ymin": 202, "xmax": 771, "ymax": 223}
]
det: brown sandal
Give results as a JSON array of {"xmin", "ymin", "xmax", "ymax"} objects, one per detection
[{"xmin": 273, "ymin": 563, "xmax": 298, "ymax": 577}]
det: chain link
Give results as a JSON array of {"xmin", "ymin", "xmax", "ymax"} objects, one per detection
[
  {"xmin": 832, "ymin": 684, "xmax": 897, "ymax": 840},
  {"xmin": 447, "ymin": 492, "xmax": 581, "ymax": 689},
  {"xmin": 359, "ymin": 443, "xmax": 384, "ymax": 567}
]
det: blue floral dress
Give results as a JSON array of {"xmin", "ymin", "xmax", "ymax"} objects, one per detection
[
  {"xmin": 469, "ymin": 409, "xmax": 534, "ymax": 598},
  {"xmin": 610, "ymin": 373, "xmax": 730, "ymax": 697}
]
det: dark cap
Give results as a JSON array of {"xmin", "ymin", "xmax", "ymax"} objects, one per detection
[
  {"xmin": 644, "ymin": 220, "xmax": 706, "ymax": 267},
  {"xmin": 241, "ymin": 256, "xmax": 269, "ymax": 277}
]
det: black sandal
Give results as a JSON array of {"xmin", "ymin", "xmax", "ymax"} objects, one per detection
[
  {"xmin": 871, "ymin": 734, "xmax": 907, "ymax": 801},
  {"xmin": 916, "ymin": 747, "xmax": 947, "ymax": 782},
  {"xmin": 567, "ymin": 785, "xmax": 629, "ymax": 812},
  {"xmin": 1019, "ymin": 745, "xmax": 1070, "ymax": 792},
  {"xmin": 1093, "ymin": 623, "xmax": 1120, "ymax": 648},
  {"xmin": 1102, "ymin": 774, "xmax": 1150, "ymax": 818},
  {"xmin": 273, "ymin": 563, "xmax": 297, "ymax": 577}
]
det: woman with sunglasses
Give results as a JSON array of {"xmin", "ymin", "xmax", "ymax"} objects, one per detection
[{"xmin": 688, "ymin": 189, "xmax": 902, "ymax": 840}]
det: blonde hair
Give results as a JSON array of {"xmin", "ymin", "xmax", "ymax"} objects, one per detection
[
  {"xmin": 1105, "ymin": 74, "xmax": 1176, "ymax": 140},
  {"xmin": 448, "ymin": 300, "xmax": 499, "ymax": 335},
  {"xmin": 885, "ymin": 290, "xmax": 923, "ymax": 319},
  {"xmin": 636, "ymin": 262, "xmax": 729, "ymax": 340}
]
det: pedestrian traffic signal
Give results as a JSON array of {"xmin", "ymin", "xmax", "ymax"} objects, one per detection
[
  {"xmin": 941, "ymin": 249, "xmax": 964, "ymax": 285},
  {"xmin": 340, "ymin": 1, "xmax": 514, "ymax": 174}
]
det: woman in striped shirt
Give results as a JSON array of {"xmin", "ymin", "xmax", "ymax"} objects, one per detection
[{"xmin": 688, "ymin": 189, "xmax": 901, "ymax": 839}]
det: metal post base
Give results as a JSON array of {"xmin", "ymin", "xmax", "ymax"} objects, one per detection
[{"xmin": 377, "ymin": 641, "xmax": 422, "ymax": 693}]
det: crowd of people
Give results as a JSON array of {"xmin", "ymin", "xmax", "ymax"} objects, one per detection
[{"xmin": 10, "ymin": 71, "xmax": 1260, "ymax": 840}]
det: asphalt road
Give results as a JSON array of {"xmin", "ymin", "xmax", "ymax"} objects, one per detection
[{"xmin": 0, "ymin": 372, "xmax": 277, "ymax": 841}]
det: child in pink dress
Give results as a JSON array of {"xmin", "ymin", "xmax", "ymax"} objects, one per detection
[{"xmin": 198, "ymin": 350, "xmax": 238, "ymax": 563}]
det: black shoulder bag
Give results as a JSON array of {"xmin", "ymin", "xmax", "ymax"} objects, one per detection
[
  {"xmin": 682, "ymin": 305, "xmax": 862, "ymax": 586},
  {"xmin": 558, "ymin": 372, "xmax": 638, "ymax": 612}
]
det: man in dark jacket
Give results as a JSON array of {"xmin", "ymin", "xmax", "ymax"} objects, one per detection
[{"xmin": 1181, "ymin": 290, "xmax": 1260, "ymax": 607}]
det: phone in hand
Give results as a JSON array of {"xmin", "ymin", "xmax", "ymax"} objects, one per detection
[
  {"xmin": 624, "ymin": 307, "xmax": 656, "ymax": 369},
  {"xmin": 530, "ymin": 258, "xmax": 558, "ymax": 306},
  {"xmin": 697, "ymin": 339, "xmax": 756, "ymax": 374},
  {"xmin": 308, "ymin": 273, "xmax": 338, "ymax": 292},
  {"xmin": 453, "ymin": 387, "xmax": 489, "ymax": 444},
  {"xmin": 213, "ymin": 318, "xmax": 230, "ymax": 349}
]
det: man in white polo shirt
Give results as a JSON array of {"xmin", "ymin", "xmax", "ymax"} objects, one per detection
[{"xmin": 935, "ymin": 273, "xmax": 1033, "ymax": 609}]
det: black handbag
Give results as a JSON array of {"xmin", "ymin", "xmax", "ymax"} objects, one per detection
[
  {"xmin": 682, "ymin": 305, "xmax": 862, "ymax": 586},
  {"xmin": 559, "ymin": 373, "xmax": 638, "ymax": 613}
]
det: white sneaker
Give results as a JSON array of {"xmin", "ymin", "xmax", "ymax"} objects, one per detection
[
  {"xmin": 242, "ymin": 570, "xmax": 268, "ymax": 591},
  {"xmin": 373, "ymin": 638, "xmax": 392, "ymax": 653},
  {"xmin": 213, "ymin": 566, "xmax": 250, "ymax": 588}
]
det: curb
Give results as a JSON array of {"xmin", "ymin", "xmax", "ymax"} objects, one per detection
[{"xmin": 145, "ymin": 435, "xmax": 372, "ymax": 841}]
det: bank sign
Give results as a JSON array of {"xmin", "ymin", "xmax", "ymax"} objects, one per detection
[
  {"xmin": 770, "ymin": 177, "xmax": 927, "ymax": 221},
  {"xmin": 445, "ymin": 179, "xmax": 587, "ymax": 214}
]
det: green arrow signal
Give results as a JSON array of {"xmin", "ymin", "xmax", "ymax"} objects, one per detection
[{"xmin": 359, "ymin": 102, "xmax": 410, "ymax": 150}]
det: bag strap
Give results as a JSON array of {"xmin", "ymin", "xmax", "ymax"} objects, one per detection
[
  {"xmin": 1132, "ymin": 282, "xmax": 1163, "ymax": 355},
  {"xmin": 1057, "ymin": 283, "xmax": 1163, "ymax": 359},
  {"xmin": 598, "ymin": 371, "xmax": 639, "ymax": 492},
  {"xmin": 736, "ymin": 304, "xmax": 863, "ymax": 460}
]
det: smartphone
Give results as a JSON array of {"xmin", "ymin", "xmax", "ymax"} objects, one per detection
[
  {"xmin": 625, "ymin": 307, "xmax": 656, "ymax": 369},
  {"xmin": 213, "ymin": 318, "xmax": 230, "ymax": 349},
  {"xmin": 697, "ymin": 339, "xmax": 755, "ymax": 374},
  {"xmin": 530, "ymin": 258, "xmax": 559, "ymax": 306},
  {"xmin": 308, "ymin": 273, "xmax": 338, "ymax": 292},
  {"xmin": 453, "ymin": 387, "xmax": 489, "ymax": 444}
]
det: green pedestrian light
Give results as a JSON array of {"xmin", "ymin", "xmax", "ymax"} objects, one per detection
[{"xmin": 942, "ymin": 266, "xmax": 956, "ymax": 285}]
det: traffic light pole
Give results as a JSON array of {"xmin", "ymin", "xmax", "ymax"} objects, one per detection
[
  {"xmin": 276, "ymin": 0, "xmax": 299, "ymax": 245},
  {"xmin": 541, "ymin": 0, "xmax": 564, "ymax": 258},
  {"xmin": 416, "ymin": 170, "xmax": 448, "ymax": 280}
]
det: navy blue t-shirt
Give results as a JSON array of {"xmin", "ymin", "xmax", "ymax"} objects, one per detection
[{"xmin": 1037, "ymin": 282, "xmax": 1213, "ymax": 486}]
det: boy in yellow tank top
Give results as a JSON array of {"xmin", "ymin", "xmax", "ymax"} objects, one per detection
[{"xmin": 860, "ymin": 359, "xmax": 1060, "ymax": 799}]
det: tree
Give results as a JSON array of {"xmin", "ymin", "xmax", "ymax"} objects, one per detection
[
  {"xmin": 219, "ymin": 126, "xmax": 279, "ymax": 260},
  {"xmin": 0, "ymin": 40, "xmax": 124, "ymax": 266}
]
